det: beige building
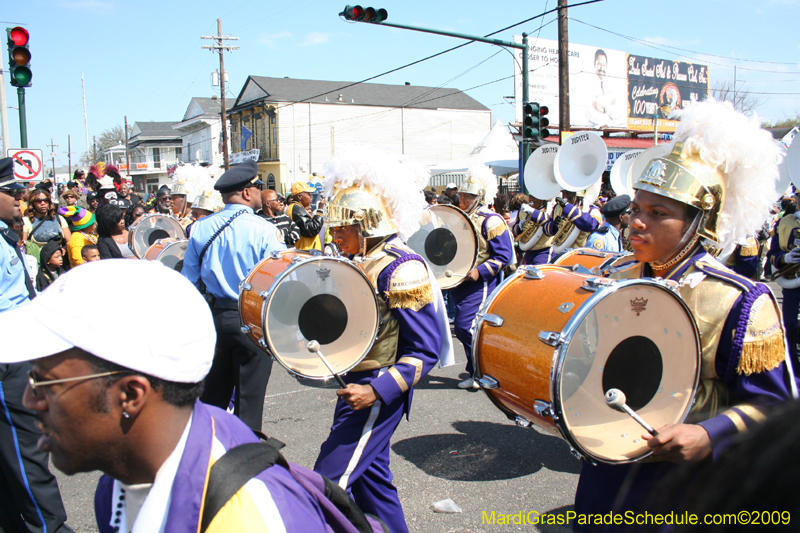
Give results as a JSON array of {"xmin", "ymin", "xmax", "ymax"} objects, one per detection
[{"xmin": 227, "ymin": 76, "xmax": 492, "ymax": 193}]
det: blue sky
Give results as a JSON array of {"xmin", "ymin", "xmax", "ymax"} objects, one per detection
[{"xmin": 4, "ymin": 0, "xmax": 799, "ymax": 166}]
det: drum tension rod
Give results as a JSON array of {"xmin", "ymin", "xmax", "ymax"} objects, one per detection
[{"xmin": 604, "ymin": 388, "xmax": 658, "ymax": 436}]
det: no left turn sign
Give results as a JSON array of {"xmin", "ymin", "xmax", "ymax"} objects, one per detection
[{"xmin": 7, "ymin": 148, "xmax": 44, "ymax": 182}]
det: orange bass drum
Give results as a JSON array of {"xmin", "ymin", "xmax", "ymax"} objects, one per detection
[{"xmin": 473, "ymin": 264, "xmax": 700, "ymax": 464}]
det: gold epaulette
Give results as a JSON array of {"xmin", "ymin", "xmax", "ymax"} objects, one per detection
[
  {"xmin": 484, "ymin": 214, "xmax": 508, "ymax": 242},
  {"xmin": 739, "ymin": 237, "xmax": 759, "ymax": 257},
  {"xmin": 589, "ymin": 206, "xmax": 604, "ymax": 225},
  {"xmin": 739, "ymin": 292, "xmax": 785, "ymax": 375},
  {"xmin": 385, "ymin": 258, "xmax": 433, "ymax": 311}
]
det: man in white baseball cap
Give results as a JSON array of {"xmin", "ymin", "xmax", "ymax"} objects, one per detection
[{"xmin": 0, "ymin": 259, "xmax": 332, "ymax": 532}]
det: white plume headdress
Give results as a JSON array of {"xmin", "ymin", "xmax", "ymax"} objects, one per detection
[
  {"xmin": 460, "ymin": 164, "xmax": 499, "ymax": 205},
  {"xmin": 171, "ymin": 164, "xmax": 216, "ymax": 200},
  {"xmin": 323, "ymin": 148, "xmax": 429, "ymax": 240}
]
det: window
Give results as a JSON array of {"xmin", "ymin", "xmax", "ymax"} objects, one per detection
[
  {"xmin": 175, "ymin": 147, "xmax": 182, "ymax": 161},
  {"xmin": 152, "ymin": 147, "xmax": 161, "ymax": 169}
]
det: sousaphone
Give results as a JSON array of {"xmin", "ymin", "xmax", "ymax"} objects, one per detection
[
  {"xmin": 518, "ymin": 145, "xmax": 560, "ymax": 251},
  {"xmin": 552, "ymin": 132, "xmax": 608, "ymax": 254},
  {"xmin": 772, "ymin": 138, "xmax": 800, "ymax": 288},
  {"xmin": 609, "ymin": 150, "xmax": 644, "ymax": 197}
]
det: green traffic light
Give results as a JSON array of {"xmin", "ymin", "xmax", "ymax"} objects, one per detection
[{"xmin": 12, "ymin": 66, "xmax": 31, "ymax": 85}]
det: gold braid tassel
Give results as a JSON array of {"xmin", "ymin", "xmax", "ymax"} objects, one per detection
[
  {"xmin": 385, "ymin": 284, "xmax": 434, "ymax": 312},
  {"xmin": 737, "ymin": 334, "xmax": 786, "ymax": 375},
  {"xmin": 739, "ymin": 244, "xmax": 759, "ymax": 257},
  {"xmin": 486, "ymin": 223, "xmax": 507, "ymax": 242}
]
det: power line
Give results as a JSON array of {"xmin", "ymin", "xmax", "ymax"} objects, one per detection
[{"xmin": 571, "ymin": 18, "xmax": 800, "ymax": 75}]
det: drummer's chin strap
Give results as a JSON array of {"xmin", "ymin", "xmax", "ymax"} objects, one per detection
[{"xmin": 648, "ymin": 210, "xmax": 703, "ymax": 276}]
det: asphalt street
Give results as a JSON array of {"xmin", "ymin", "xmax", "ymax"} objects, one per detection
[{"xmin": 52, "ymin": 337, "xmax": 581, "ymax": 533}]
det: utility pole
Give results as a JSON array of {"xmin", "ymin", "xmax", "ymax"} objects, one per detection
[
  {"xmin": 65, "ymin": 135, "xmax": 72, "ymax": 177},
  {"xmin": 202, "ymin": 19, "xmax": 239, "ymax": 171},
  {"xmin": 92, "ymin": 135, "xmax": 97, "ymax": 163},
  {"xmin": 124, "ymin": 115, "xmax": 131, "ymax": 178},
  {"xmin": 82, "ymin": 72, "xmax": 89, "ymax": 161},
  {"xmin": 47, "ymin": 139, "xmax": 58, "ymax": 182},
  {"xmin": 557, "ymin": 0, "xmax": 570, "ymax": 142},
  {"xmin": 0, "ymin": 69, "xmax": 8, "ymax": 153}
]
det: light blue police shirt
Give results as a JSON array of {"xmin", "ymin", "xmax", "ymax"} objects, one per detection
[
  {"xmin": 0, "ymin": 220, "xmax": 32, "ymax": 312},
  {"xmin": 585, "ymin": 221, "xmax": 622, "ymax": 253},
  {"xmin": 182, "ymin": 204, "xmax": 286, "ymax": 300}
]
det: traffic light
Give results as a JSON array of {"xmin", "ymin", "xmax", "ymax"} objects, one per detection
[
  {"xmin": 522, "ymin": 102, "xmax": 550, "ymax": 142},
  {"xmin": 340, "ymin": 5, "xmax": 388, "ymax": 23},
  {"xmin": 7, "ymin": 26, "xmax": 31, "ymax": 88}
]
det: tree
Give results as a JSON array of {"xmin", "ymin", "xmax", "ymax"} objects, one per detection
[
  {"xmin": 762, "ymin": 113, "xmax": 800, "ymax": 129},
  {"xmin": 710, "ymin": 78, "xmax": 765, "ymax": 116},
  {"xmin": 79, "ymin": 124, "xmax": 134, "ymax": 165}
]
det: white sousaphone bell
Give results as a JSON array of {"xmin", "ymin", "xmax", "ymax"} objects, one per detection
[
  {"xmin": 551, "ymin": 132, "xmax": 608, "ymax": 254},
  {"xmin": 609, "ymin": 149, "xmax": 644, "ymax": 197},
  {"xmin": 518, "ymin": 145, "xmax": 561, "ymax": 251}
]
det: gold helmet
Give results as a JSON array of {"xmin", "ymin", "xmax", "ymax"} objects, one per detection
[
  {"xmin": 171, "ymin": 179, "xmax": 192, "ymax": 197},
  {"xmin": 634, "ymin": 142, "xmax": 725, "ymax": 244},
  {"xmin": 192, "ymin": 189, "xmax": 224, "ymax": 213},
  {"xmin": 326, "ymin": 185, "xmax": 396, "ymax": 238},
  {"xmin": 458, "ymin": 164, "xmax": 498, "ymax": 215}
]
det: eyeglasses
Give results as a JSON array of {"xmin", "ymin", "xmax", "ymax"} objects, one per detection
[
  {"xmin": 27, "ymin": 369, "xmax": 127, "ymax": 398},
  {"xmin": 33, "ymin": 198, "xmax": 50, "ymax": 203}
]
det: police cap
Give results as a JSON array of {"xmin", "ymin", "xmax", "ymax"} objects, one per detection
[
  {"xmin": 0, "ymin": 157, "xmax": 25, "ymax": 190},
  {"xmin": 214, "ymin": 160, "xmax": 264, "ymax": 193},
  {"xmin": 600, "ymin": 194, "xmax": 631, "ymax": 218}
]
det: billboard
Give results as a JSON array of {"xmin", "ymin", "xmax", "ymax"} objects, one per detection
[{"xmin": 514, "ymin": 37, "xmax": 709, "ymax": 133}]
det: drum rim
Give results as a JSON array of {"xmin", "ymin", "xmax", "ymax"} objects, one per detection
[
  {"xmin": 154, "ymin": 238, "xmax": 188, "ymax": 262},
  {"xmin": 254, "ymin": 251, "xmax": 382, "ymax": 380},
  {"xmin": 128, "ymin": 213, "xmax": 185, "ymax": 258},
  {"xmin": 424, "ymin": 204, "xmax": 479, "ymax": 289},
  {"xmin": 550, "ymin": 276, "xmax": 702, "ymax": 464}
]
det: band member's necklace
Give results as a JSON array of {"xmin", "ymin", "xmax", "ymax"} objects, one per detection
[{"xmin": 650, "ymin": 234, "xmax": 699, "ymax": 274}]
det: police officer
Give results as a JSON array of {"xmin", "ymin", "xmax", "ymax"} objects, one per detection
[
  {"xmin": 0, "ymin": 158, "xmax": 73, "ymax": 532},
  {"xmin": 182, "ymin": 160, "xmax": 286, "ymax": 431},
  {"xmin": 586, "ymin": 194, "xmax": 630, "ymax": 252}
]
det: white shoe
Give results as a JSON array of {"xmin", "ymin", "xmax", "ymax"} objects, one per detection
[{"xmin": 458, "ymin": 378, "xmax": 479, "ymax": 389}]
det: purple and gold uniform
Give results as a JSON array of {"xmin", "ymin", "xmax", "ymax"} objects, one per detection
[
  {"xmin": 95, "ymin": 401, "xmax": 332, "ymax": 533},
  {"xmin": 574, "ymin": 247, "xmax": 795, "ymax": 529},
  {"xmin": 452, "ymin": 207, "xmax": 514, "ymax": 375},
  {"xmin": 314, "ymin": 237, "xmax": 442, "ymax": 533},
  {"xmin": 767, "ymin": 213, "xmax": 800, "ymax": 372},
  {"xmin": 549, "ymin": 201, "xmax": 603, "ymax": 261},
  {"xmin": 515, "ymin": 206, "xmax": 557, "ymax": 265}
]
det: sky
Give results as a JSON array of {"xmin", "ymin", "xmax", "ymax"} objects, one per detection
[{"xmin": 3, "ymin": 0, "xmax": 800, "ymax": 169}]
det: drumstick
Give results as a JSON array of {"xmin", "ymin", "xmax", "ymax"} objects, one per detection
[
  {"xmin": 604, "ymin": 388, "xmax": 658, "ymax": 436},
  {"xmin": 444, "ymin": 269, "xmax": 467, "ymax": 278},
  {"xmin": 306, "ymin": 340, "xmax": 347, "ymax": 389}
]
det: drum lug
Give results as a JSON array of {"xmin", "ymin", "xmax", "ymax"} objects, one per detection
[
  {"xmin": 533, "ymin": 400, "xmax": 555, "ymax": 420},
  {"xmin": 477, "ymin": 375, "xmax": 499, "ymax": 389},
  {"xmin": 258, "ymin": 338, "xmax": 268, "ymax": 349},
  {"xmin": 538, "ymin": 331, "xmax": 562, "ymax": 347},
  {"xmin": 482, "ymin": 313, "xmax": 504, "ymax": 327},
  {"xmin": 581, "ymin": 277, "xmax": 614, "ymax": 292},
  {"xmin": 270, "ymin": 251, "xmax": 282, "ymax": 260},
  {"xmin": 291, "ymin": 255, "xmax": 305, "ymax": 263},
  {"xmin": 557, "ymin": 303, "xmax": 574, "ymax": 314},
  {"xmin": 514, "ymin": 416, "xmax": 532, "ymax": 428},
  {"xmin": 259, "ymin": 291, "xmax": 270, "ymax": 299},
  {"xmin": 241, "ymin": 325, "xmax": 251, "ymax": 335},
  {"xmin": 522, "ymin": 266, "xmax": 545, "ymax": 279},
  {"xmin": 569, "ymin": 447, "xmax": 592, "ymax": 463},
  {"xmin": 240, "ymin": 282, "xmax": 252, "ymax": 292}
]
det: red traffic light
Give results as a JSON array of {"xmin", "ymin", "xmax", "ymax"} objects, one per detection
[
  {"xmin": 9, "ymin": 27, "xmax": 28, "ymax": 47},
  {"xmin": 540, "ymin": 105, "xmax": 549, "ymax": 116},
  {"xmin": 341, "ymin": 5, "xmax": 365, "ymax": 20}
]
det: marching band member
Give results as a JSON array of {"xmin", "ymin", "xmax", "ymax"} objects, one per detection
[
  {"xmin": 574, "ymin": 100, "xmax": 797, "ymax": 531},
  {"xmin": 314, "ymin": 150, "xmax": 452, "ymax": 533},
  {"xmin": 549, "ymin": 189, "xmax": 603, "ymax": 261},
  {"xmin": 767, "ymin": 188, "xmax": 800, "ymax": 374},
  {"xmin": 453, "ymin": 165, "xmax": 514, "ymax": 389},
  {"xmin": 515, "ymin": 198, "xmax": 557, "ymax": 265},
  {"xmin": 585, "ymin": 194, "xmax": 630, "ymax": 252}
]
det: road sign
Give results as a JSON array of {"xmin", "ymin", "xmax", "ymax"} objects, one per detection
[{"xmin": 7, "ymin": 148, "xmax": 44, "ymax": 181}]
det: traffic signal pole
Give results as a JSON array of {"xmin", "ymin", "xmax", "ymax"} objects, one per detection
[
  {"xmin": 341, "ymin": 13, "xmax": 532, "ymax": 169},
  {"xmin": 17, "ymin": 87, "xmax": 27, "ymax": 148}
]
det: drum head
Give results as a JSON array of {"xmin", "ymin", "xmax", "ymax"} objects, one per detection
[
  {"xmin": 263, "ymin": 257, "xmax": 380, "ymax": 379},
  {"xmin": 406, "ymin": 205, "xmax": 477, "ymax": 289},
  {"xmin": 155, "ymin": 239, "xmax": 188, "ymax": 272},
  {"xmin": 129, "ymin": 214, "xmax": 185, "ymax": 258},
  {"xmin": 554, "ymin": 280, "xmax": 699, "ymax": 463}
]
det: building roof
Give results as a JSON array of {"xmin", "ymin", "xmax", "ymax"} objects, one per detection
[
  {"xmin": 129, "ymin": 121, "xmax": 181, "ymax": 147},
  {"xmin": 182, "ymin": 97, "xmax": 233, "ymax": 121},
  {"xmin": 231, "ymin": 76, "xmax": 490, "ymax": 112},
  {"xmin": 543, "ymin": 135, "xmax": 660, "ymax": 150}
]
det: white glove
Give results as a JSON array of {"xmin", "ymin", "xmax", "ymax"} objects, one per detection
[
  {"xmin": 521, "ymin": 204, "xmax": 535, "ymax": 215},
  {"xmin": 785, "ymin": 248, "xmax": 800, "ymax": 265}
]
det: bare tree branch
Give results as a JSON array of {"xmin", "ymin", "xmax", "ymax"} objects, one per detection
[{"xmin": 710, "ymin": 78, "xmax": 765, "ymax": 116}]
